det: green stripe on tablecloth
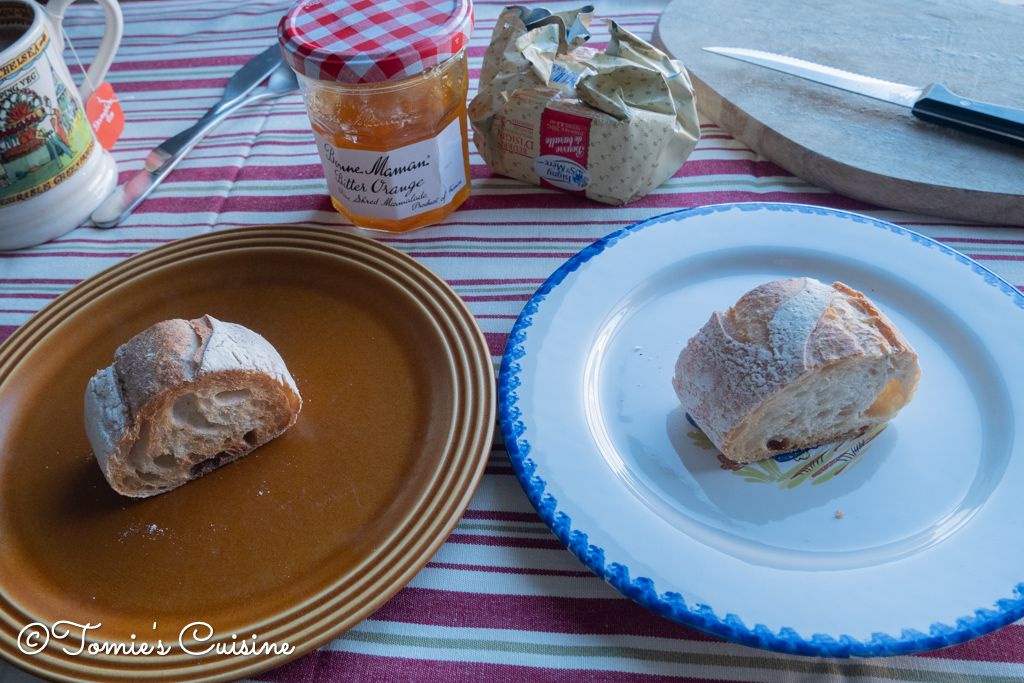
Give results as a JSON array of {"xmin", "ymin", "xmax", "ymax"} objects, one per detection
[
  {"xmin": 340, "ymin": 630, "xmax": 1019, "ymax": 682},
  {"xmin": 0, "ymin": 283, "xmax": 75, "ymax": 292},
  {"xmin": 6, "ymin": 244, "xmax": 1022, "ymax": 265},
  {"xmin": 92, "ymin": 175, "xmax": 822, "ymax": 196}
]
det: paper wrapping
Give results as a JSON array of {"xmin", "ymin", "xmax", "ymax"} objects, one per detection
[{"xmin": 468, "ymin": 5, "xmax": 700, "ymax": 205}]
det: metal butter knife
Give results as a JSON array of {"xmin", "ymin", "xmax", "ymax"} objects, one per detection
[
  {"xmin": 92, "ymin": 44, "xmax": 293, "ymax": 228},
  {"xmin": 704, "ymin": 47, "xmax": 1024, "ymax": 145}
]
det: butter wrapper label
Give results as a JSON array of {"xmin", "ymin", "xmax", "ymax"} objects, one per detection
[
  {"xmin": 534, "ymin": 155, "xmax": 590, "ymax": 192},
  {"xmin": 536, "ymin": 108, "xmax": 591, "ymax": 193}
]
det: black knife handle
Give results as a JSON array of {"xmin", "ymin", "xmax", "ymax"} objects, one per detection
[{"xmin": 912, "ymin": 84, "xmax": 1024, "ymax": 145}]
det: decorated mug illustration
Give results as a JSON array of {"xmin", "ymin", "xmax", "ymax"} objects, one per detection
[{"xmin": 0, "ymin": 0, "xmax": 122, "ymax": 250}]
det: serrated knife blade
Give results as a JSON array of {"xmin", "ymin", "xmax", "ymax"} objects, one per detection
[
  {"xmin": 702, "ymin": 47, "xmax": 1024, "ymax": 145},
  {"xmin": 704, "ymin": 47, "xmax": 922, "ymax": 107}
]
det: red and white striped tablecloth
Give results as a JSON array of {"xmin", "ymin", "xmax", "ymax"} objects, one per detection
[{"xmin": 2, "ymin": 1, "xmax": 1023, "ymax": 681}]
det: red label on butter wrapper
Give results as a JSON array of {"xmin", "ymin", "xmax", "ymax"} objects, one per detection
[{"xmin": 535, "ymin": 108, "xmax": 591, "ymax": 195}]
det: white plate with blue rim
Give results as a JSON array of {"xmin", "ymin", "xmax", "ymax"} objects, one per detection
[{"xmin": 498, "ymin": 203, "xmax": 1024, "ymax": 656}]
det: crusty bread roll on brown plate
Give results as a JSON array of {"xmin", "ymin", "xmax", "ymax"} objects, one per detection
[
  {"xmin": 674, "ymin": 277, "xmax": 920, "ymax": 464},
  {"xmin": 84, "ymin": 315, "xmax": 302, "ymax": 498}
]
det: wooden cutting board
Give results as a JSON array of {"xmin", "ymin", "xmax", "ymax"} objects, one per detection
[{"xmin": 653, "ymin": 0, "xmax": 1024, "ymax": 225}]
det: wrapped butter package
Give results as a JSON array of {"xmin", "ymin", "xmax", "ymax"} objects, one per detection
[{"xmin": 469, "ymin": 5, "xmax": 700, "ymax": 205}]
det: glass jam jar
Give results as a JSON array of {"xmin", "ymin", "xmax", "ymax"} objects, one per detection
[{"xmin": 279, "ymin": 0, "xmax": 473, "ymax": 232}]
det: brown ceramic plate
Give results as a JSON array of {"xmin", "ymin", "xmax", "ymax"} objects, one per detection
[{"xmin": 0, "ymin": 227, "xmax": 494, "ymax": 682}]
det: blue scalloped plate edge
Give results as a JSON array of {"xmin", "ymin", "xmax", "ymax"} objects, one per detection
[{"xmin": 497, "ymin": 202, "xmax": 1024, "ymax": 658}]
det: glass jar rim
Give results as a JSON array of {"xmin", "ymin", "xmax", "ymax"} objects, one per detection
[{"xmin": 294, "ymin": 47, "xmax": 466, "ymax": 92}]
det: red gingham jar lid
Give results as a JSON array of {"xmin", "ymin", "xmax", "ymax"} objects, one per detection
[{"xmin": 278, "ymin": 0, "xmax": 473, "ymax": 84}]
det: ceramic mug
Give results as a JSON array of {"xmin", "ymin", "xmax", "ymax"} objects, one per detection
[{"xmin": 0, "ymin": 0, "xmax": 122, "ymax": 250}]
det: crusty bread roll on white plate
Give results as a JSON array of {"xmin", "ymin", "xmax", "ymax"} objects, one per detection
[
  {"xmin": 674, "ymin": 277, "xmax": 920, "ymax": 464},
  {"xmin": 84, "ymin": 315, "xmax": 302, "ymax": 498}
]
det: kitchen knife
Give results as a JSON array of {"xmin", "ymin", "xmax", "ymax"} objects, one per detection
[{"xmin": 703, "ymin": 47, "xmax": 1024, "ymax": 145}]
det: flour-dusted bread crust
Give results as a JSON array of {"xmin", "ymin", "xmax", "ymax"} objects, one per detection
[
  {"xmin": 674, "ymin": 278, "xmax": 920, "ymax": 464},
  {"xmin": 84, "ymin": 315, "xmax": 302, "ymax": 497}
]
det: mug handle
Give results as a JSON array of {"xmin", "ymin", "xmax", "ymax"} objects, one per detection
[{"xmin": 44, "ymin": 0, "xmax": 124, "ymax": 101}]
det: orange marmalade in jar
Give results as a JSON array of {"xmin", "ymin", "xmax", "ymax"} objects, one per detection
[{"xmin": 279, "ymin": 0, "xmax": 473, "ymax": 231}]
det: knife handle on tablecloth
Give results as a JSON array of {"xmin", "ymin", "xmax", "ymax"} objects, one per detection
[{"xmin": 912, "ymin": 84, "xmax": 1024, "ymax": 145}]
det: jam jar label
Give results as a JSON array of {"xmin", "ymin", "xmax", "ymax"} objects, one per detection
[{"xmin": 312, "ymin": 116, "xmax": 467, "ymax": 221}]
